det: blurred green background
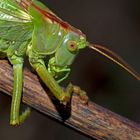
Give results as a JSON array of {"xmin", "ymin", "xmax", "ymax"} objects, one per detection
[{"xmin": 0, "ymin": 0, "xmax": 140, "ymax": 140}]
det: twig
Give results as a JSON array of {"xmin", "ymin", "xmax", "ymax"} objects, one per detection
[{"xmin": 0, "ymin": 60, "xmax": 140, "ymax": 140}]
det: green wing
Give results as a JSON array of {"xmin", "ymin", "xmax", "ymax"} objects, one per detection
[
  {"xmin": 0, "ymin": 0, "xmax": 33, "ymax": 50},
  {"xmin": 0, "ymin": 0, "xmax": 31, "ymax": 22},
  {"xmin": 0, "ymin": 20, "xmax": 32, "ymax": 41}
]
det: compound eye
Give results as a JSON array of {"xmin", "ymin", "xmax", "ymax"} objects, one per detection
[{"xmin": 67, "ymin": 41, "xmax": 78, "ymax": 53}]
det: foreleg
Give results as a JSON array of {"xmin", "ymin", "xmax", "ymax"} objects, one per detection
[
  {"xmin": 48, "ymin": 59, "xmax": 88, "ymax": 104},
  {"xmin": 30, "ymin": 59, "xmax": 73, "ymax": 103}
]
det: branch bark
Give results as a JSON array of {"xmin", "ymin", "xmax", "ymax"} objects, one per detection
[{"xmin": 0, "ymin": 60, "xmax": 140, "ymax": 140}]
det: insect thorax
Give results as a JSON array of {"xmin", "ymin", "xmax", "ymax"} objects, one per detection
[{"xmin": 31, "ymin": 20, "xmax": 67, "ymax": 55}]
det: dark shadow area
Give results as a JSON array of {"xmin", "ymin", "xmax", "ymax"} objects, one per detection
[{"xmin": 39, "ymin": 79, "xmax": 72, "ymax": 121}]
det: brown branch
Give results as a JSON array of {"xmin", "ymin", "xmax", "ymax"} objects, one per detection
[{"xmin": 0, "ymin": 60, "xmax": 140, "ymax": 140}]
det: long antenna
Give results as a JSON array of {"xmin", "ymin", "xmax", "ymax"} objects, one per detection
[{"xmin": 88, "ymin": 43, "xmax": 140, "ymax": 81}]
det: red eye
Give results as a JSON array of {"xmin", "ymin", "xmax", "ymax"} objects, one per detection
[{"xmin": 67, "ymin": 41, "xmax": 78, "ymax": 53}]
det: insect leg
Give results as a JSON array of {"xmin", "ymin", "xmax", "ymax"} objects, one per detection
[
  {"xmin": 9, "ymin": 56, "xmax": 31, "ymax": 125},
  {"xmin": 48, "ymin": 59, "xmax": 88, "ymax": 103},
  {"xmin": 48, "ymin": 67, "xmax": 70, "ymax": 83},
  {"xmin": 56, "ymin": 71, "xmax": 70, "ymax": 83},
  {"xmin": 48, "ymin": 57, "xmax": 71, "ymax": 83},
  {"xmin": 73, "ymin": 85, "xmax": 88, "ymax": 104},
  {"xmin": 65, "ymin": 83, "xmax": 88, "ymax": 104},
  {"xmin": 30, "ymin": 59, "xmax": 73, "ymax": 104}
]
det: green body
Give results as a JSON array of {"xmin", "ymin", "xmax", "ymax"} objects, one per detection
[{"xmin": 0, "ymin": 0, "xmax": 87, "ymax": 125}]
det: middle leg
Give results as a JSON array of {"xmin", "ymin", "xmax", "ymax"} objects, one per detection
[{"xmin": 9, "ymin": 56, "xmax": 31, "ymax": 125}]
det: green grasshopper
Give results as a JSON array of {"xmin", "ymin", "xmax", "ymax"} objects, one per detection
[{"xmin": 0, "ymin": 0, "xmax": 139, "ymax": 125}]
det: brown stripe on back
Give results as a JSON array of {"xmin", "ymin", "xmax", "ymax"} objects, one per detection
[
  {"xmin": 18, "ymin": 0, "xmax": 32, "ymax": 11},
  {"xmin": 31, "ymin": 2, "xmax": 69, "ymax": 29},
  {"xmin": 18, "ymin": 0, "xmax": 85, "ymax": 36},
  {"xmin": 30, "ymin": 2, "xmax": 85, "ymax": 36}
]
